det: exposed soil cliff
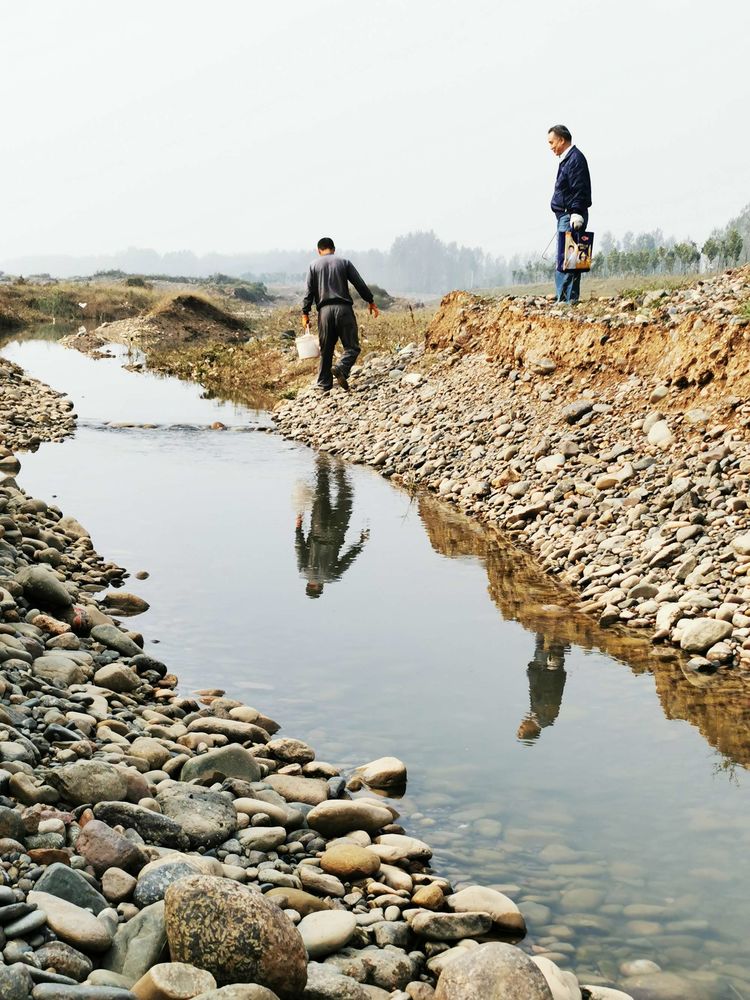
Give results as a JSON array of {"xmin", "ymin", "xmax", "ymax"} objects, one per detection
[{"xmin": 426, "ymin": 267, "xmax": 750, "ymax": 412}]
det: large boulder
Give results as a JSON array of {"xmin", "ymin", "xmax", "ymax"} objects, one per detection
[
  {"xmin": 435, "ymin": 942, "xmax": 553, "ymax": 999},
  {"xmin": 156, "ymin": 782, "xmax": 237, "ymax": 848},
  {"xmin": 164, "ymin": 874, "xmax": 307, "ymax": 998}
]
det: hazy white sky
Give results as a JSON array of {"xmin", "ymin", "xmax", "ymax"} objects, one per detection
[{"xmin": 2, "ymin": 0, "xmax": 748, "ymax": 260}]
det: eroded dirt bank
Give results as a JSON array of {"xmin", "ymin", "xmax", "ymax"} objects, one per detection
[{"xmin": 275, "ymin": 268, "xmax": 750, "ymax": 676}]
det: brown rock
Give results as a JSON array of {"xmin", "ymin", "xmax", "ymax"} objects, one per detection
[
  {"xmin": 320, "ymin": 844, "xmax": 381, "ymax": 881},
  {"xmin": 164, "ymin": 874, "xmax": 307, "ymax": 998},
  {"xmin": 76, "ymin": 819, "xmax": 148, "ymax": 876},
  {"xmin": 412, "ymin": 884, "xmax": 444, "ymax": 910},
  {"xmin": 27, "ymin": 848, "xmax": 72, "ymax": 866},
  {"xmin": 102, "ymin": 867, "xmax": 138, "ymax": 903},
  {"xmin": 306, "ymin": 799, "xmax": 394, "ymax": 836}
]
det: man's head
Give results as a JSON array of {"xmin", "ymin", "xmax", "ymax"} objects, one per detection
[
  {"xmin": 305, "ymin": 581, "xmax": 324, "ymax": 598},
  {"xmin": 548, "ymin": 125, "xmax": 572, "ymax": 156},
  {"xmin": 317, "ymin": 237, "xmax": 335, "ymax": 256},
  {"xmin": 517, "ymin": 715, "xmax": 542, "ymax": 742}
]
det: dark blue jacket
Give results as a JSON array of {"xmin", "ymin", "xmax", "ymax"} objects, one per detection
[{"xmin": 551, "ymin": 146, "xmax": 592, "ymax": 218}]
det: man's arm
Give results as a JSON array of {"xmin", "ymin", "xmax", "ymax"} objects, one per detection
[
  {"xmin": 332, "ymin": 531, "xmax": 368, "ymax": 578},
  {"xmin": 295, "ymin": 524, "xmax": 309, "ymax": 571},
  {"xmin": 302, "ymin": 266, "xmax": 315, "ymax": 325},
  {"xmin": 568, "ymin": 152, "xmax": 592, "ymax": 216}
]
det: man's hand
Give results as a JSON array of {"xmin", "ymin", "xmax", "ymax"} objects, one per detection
[
  {"xmin": 368, "ymin": 302, "xmax": 379, "ymax": 318},
  {"xmin": 295, "ymin": 514, "xmax": 303, "ymax": 530},
  {"xmin": 570, "ymin": 214, "xmax": 585, "ymax": 230},
  {"xmin": 302, "ymin": 314, "xmax": 310, "ymax": 330}
]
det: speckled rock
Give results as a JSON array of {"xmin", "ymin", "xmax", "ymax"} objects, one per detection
[{"xmin": 164, "ymin": 874, "xmax": 307, "ymax": 998}]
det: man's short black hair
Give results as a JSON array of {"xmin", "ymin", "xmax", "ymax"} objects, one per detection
[
  {"xmin": 317, "ymin": 237, "xmax": 335, "ymax": 251},
  {"xmin": 548, "ymin": 125, "xmax": 572, "ymax": 143}
]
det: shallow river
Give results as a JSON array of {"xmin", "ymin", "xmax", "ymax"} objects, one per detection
[{"xmin": 3, "ymin": 333, "xmax": 750, "ymax": 998}]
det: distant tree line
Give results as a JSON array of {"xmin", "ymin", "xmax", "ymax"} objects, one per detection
[
  {"xmin": 511, "ymin": 204, "xmax": 749, "ymax": 286},
  {"xmin": 4, "ymin": 202, "xmax": 748, "ymax": 294}
]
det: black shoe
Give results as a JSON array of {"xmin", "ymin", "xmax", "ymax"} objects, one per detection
[{"xmin": 332, "ymin": 366, "xmax": 350, "ymax": 392}]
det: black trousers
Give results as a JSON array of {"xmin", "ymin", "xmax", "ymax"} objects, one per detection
[{"xmin": 317, "ymin": 303, "xmax": 360, "ymax": 389}]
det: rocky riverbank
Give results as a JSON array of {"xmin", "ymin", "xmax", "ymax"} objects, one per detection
[
  {"xmin": 274, "ymin": 267, "xmax": 750, "ymax": 678},
  {"xmin": 0, "ymin": 348, "xmax": 645, "ymax": 996}
]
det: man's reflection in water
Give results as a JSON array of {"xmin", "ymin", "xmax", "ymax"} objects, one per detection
[
  {"xmin": 295, "ymin": 457, "xmax": 369, "ymax": 599},
  {"xmin": 517, "ymin": 633, "xmax": 567, "ymax": 743}
]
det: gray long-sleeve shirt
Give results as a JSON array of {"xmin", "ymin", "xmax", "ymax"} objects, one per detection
[{"xmin": 302, "ymin": 254, "xmax": 374, "ymax": 314}]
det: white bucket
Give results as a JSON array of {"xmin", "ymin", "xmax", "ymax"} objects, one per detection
[{"xmin": 296, "ymin": 332, "xmax": 320, "ymax": 360}]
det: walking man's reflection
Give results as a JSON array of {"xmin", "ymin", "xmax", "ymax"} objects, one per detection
[
  {"xmin": 295, "ymin": 457, "xmax": 369, "ymax": 598},
  {"xmin": 517, "ymin": 633, "xmax": 567, "ymax": 743}
]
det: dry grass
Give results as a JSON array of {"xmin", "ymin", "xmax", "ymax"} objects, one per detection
[
  {"xmin": 0, "ymin": 280, "xmax": 157, "ymax": 330},
  {"xmin": 488, "ymin": 273, "xmax": 701, "ymax": 300},
  {"xmin": 145, "ymin": 303, "xmax": 437, "ymax": 408}
]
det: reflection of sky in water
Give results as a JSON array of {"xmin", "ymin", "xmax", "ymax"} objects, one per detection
[{"xmin": 4, "ymin": 338, "xmax": 749, "ymax": 996}]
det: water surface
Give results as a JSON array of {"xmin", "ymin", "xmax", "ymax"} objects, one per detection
[{"xmin": 2, "ymin": 335, "xmax": 748, "ymax": 999}]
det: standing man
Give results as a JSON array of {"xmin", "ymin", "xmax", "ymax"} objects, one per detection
[
  {"xmin": 302, "ymin": 237, "xmax": 379, "ymax": 392},
  {"xmin": 548, "ymin": 125, "xmax": 592, "ymax": 304}
]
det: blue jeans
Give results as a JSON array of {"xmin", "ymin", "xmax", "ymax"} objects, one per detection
[{"xmin": 555, "ymin": 213, "xmax": 587, "ymax": 303}]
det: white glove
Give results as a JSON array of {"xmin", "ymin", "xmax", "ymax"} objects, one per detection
[{"xmin": 570, "ymin": 214, "xmax": 584, "ymax": 230}]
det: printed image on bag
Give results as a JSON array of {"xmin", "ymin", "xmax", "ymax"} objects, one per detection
[{"xmin": 558, "ymin": 230, "xmax": 594, "ymax": 272}]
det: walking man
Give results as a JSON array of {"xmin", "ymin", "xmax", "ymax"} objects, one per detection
[
  {"xmin": 548, "ymin": 125, "xmax": 592, "ymax": 303},
  {"xmin": 302, "ymin": 237, "xmax": 379, "ymax": 392}
]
